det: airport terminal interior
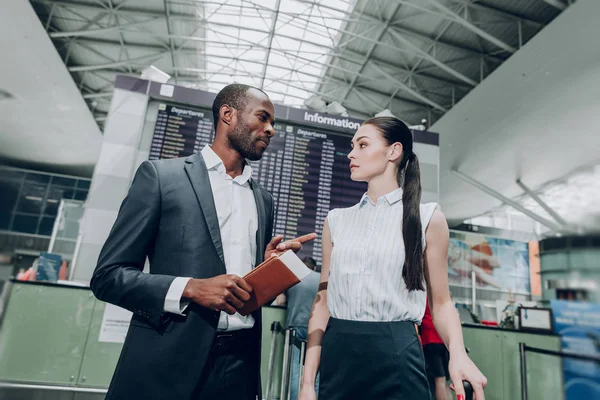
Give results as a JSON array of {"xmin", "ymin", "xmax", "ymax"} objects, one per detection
[{"xmin": 0, "ymin": 0, "xmax": 599, "ymax": 399}]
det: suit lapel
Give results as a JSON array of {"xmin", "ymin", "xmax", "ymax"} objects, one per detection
[
  {"xmin": 250, "ymin": 178, "xmax": 266, "ymax": 267},
  {"xmin": 184, "ymin": 153, "xmax": 226, "ymax": 270}
]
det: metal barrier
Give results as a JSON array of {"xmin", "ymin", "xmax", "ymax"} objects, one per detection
[
  {"xmin": 264, "ymin": 323, "xmax": 308, "ymax": 400},
  {"xmin": 519, "ymin": 342, "xmax": 600, "ymax": 400}
]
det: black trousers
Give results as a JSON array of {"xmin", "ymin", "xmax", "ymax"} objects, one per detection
[
  {"xmin": 319, "ymin": 318, "xmax": 431, "ymax": 400},
  {"xmin": 192, "ymin": 330, "xmax": 258, "ymax": 400}
]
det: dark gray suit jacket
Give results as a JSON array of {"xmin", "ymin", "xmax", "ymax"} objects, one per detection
[{"xmin": 91, "ymin": 152, "xmax": 274, "ymax": 400}]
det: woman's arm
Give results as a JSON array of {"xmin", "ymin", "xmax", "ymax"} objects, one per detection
[
  {"xmin": 300, "ymin": 218, "xmax": 332, "ymax": 391},
  {"xmin": 424, "ymin": 210, "xmax": 463, "ymax": 355},
  {"xmin": 424, "ymin": 209, "xmax": 487, "ymax": 400}
]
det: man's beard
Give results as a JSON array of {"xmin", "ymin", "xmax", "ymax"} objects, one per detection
[{"xmin": 228, "ymin": 120, "xmax": 265, "ymax": 161}]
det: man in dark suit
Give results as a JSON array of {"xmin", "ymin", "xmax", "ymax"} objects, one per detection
[{"xmin": 91, "ymin": 84, "xmax": 314, "ymax": 400}]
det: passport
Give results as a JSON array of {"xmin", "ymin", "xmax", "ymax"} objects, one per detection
[{"xmin": 238, "ymin": 250, "xmax": 312, "ymax": 316}]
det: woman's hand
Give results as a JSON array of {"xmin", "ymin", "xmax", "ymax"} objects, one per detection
[
  {"xmin": 448, "ymin": 351, "xmax": 487, "ymax": 400},
  {"xmin": 297, "ymin": 384, "xmax": 317, "ymax": 400}
]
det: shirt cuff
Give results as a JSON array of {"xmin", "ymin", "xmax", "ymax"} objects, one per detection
[{"xmin": 164, "ymin": 277, "xmax": 192, "ymax": 315}]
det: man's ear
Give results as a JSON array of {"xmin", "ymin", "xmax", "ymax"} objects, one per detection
[
  {"xmin": 219, "ymin": 104, "xmax": 235, "ymax": 127},
  {"xmin": 389, "ymin": 142, "xmax": 403, "ymax": 162}
]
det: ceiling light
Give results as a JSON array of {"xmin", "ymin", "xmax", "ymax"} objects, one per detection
[
  {"xmin": 375, "ymin": 109, "xmax": 396, "ymax": 118},
  {"xmin": 141, "ymin": 66, "xmax": 171, "ymax": 84},
  {"xmin": 325, "ymin": 101, "xmax": 347, "ymax": 116},
  {"xmin": 304, "ymin": 95, "xmax": 327, "ymax": 111}
]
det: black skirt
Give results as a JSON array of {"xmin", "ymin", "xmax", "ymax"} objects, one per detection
[{"xmin": 319, "ymin": 318, "xmax": 431, "ymax": 400}]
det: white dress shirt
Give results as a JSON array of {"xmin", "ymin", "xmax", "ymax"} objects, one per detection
[
  {"xmin": 326, "ymin": 188, "xmax": 439, "ymax": 323},
  {"xmin": 164, "ymin": 145, "xmax": 259, "ymax": 331}
]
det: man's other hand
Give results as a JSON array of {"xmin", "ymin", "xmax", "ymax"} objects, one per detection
[{"xmin": 182, "ymin": 275, "xmax": 253, "ymax": 315}]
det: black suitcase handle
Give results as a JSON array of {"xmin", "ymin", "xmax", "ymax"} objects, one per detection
[{"xmin": 462, "ymin": 380, "xmax": 474, "ymax": 400}]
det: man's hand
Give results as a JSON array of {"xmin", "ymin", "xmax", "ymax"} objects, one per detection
[
  {"xmin": 182, "ymin": 275, "xmax": 253, "ymax": 315},
  {"xmin": 264, "ymin": 233, "xmax": 318, "ymax": 259}
]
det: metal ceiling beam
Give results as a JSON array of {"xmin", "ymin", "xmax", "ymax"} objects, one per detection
[
  {"xmin": 339, "ymin": 2, "xmax": 404, "ymax": 104},
  {"xmin": 447, "ymin": 0, "xmax": 545, "ymax": 27},
  {"xmin": 68, "ymin": 48, "xmax": 330, "ymax": 82},
  {"xmin": 107, "ymin": 0, "xmax": 134, "ymax": 75},
  {"xmin": 370, "ymin": 63, "xmax": 447, "ymax": 112},
  {"xmin": 38, "ymin": 0, "xmax": 353, "ymax": 50},
  {"xmin": 66, "ymin": 38, "xmax": 461, "ymax": 119},
  {"xmin": 162, "ymin": 0, "xmax": 178, "ymax": 82},
  {"xmin": 98, "ymin": 58, "xmax": 436, "ymax": 111},
  {"xmin": 391, "ymin": 26, "xmax": 505, "ymax": 62},
  {"xmin": 419, "ymin": 0, "xmax": 517, "ymax": 53},
  {"xmin": 68, "ymin": 52, "xmax": 166, "ymax": 72},
  {"xmin": 399, "ymin": 14, "xmax": 456, "ymax": 107},
  {"xmin": 42, "ymin": 0, "xmax": 476, "ymax": 120},
  {"xmin": 44, "ymin": 3, "xmax": 56, "ymax": 31},
  {"xmin": 543, "ymin": 0, "xmax": 567, "ymax": 11},
  {"xmin": 451, "ymin": 170, "xmax": 566, "ymax": 233},
  {"xmin": 289, "ymin": 0, "xmax": 502, "ymax": 63},
  {"xmin": 387, "ymin": 29, "xmax": 476, "ymax": 86},
  {"xmin": 260, "ymin": 0, "xmax": 281, "ymax": 89},
  {"xmin": 290, "ymin": 0, "xmax": 357, "ymax": 20},
  {"xmin": 38, "ymin": 0, "xmax": 522, "ymax": 62},
  {"xmin": 42, "ymin": 0, "xmax": 484, "ymax": 89},
  {"xmin": 516, "ymin": 179, "xmax": 569, "ymax": 228},
  {"xmin": 353, "ymin": 88, "xmax": 391, "ymax": 112},
  {"xmin": 87, "ymin": 81, "xmax": 376, "ymax": 120},
  {"xmin": 281, "ymin": 0, "xmax": 505, "ymax": 65},
  {"xmin": 239, "ymin": 0, "xmax": 486, "ymax": 78},
  {"xmin": 48, "ymin": 17, "xmax": 160, "ymax": 38},
  {"xmin": 66, "ymin": 33, "xmax": 473, "ymax": 89},
  {"xmin": 236, "ymin": 9, "xmax": 479, "ymax": 89}
]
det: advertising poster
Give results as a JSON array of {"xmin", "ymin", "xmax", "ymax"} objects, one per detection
[
  {"xmin": 99, "ymin": 303, "xmax": 132, "ymax": 343},
  {"xmin": 448, "ymin": 231, "xmax": 530, "ymax": 293},
  {"xmin": 551, "ymin": 300, "xmax": 600, "ymax": 400}
]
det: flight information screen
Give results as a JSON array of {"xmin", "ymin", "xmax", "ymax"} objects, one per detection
[{"xmin": 149, "ymin": 103, "xmax": 366, "ymax": 262}]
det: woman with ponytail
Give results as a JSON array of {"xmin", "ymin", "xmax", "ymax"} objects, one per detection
[{"xmin": 299, "ymin": 117, "xmax": 486, "ymax": 400}]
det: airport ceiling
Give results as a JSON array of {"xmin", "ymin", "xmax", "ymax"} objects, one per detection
[
  {"xmin": 31, "ymin": 0, "xmax": 564, "ymax": 128},
  {"xmin": 7, "ymin": 0, "xmax": 598, "ymax": 234}
]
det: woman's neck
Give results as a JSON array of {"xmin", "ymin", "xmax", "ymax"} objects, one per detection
[{"xmin": 366, "ymin": 175, "xmax": 400, "ymax": 203}]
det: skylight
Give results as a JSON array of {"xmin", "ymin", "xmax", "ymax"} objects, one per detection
[{"xmin": 190, "ymin": 0, "xmax": 354, "ymax": 106}]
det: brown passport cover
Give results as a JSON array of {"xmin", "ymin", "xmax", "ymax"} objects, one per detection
[{"xmin": 239, "ymin": 255, "xmax": 301, "ymax": 316}]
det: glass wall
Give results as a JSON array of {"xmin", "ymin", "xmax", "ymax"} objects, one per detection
[{"xmin": 0, "ymin": 167, "xmax": 90, "ymax": 236}]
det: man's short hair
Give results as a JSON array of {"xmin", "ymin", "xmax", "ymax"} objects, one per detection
[
  {"xmin": 301, "ymin": 256, "xmax": 320, "ymax": 272},
  {"xmin": 211, "ymin": 84, "xmax": 267, "ymax": 130}
]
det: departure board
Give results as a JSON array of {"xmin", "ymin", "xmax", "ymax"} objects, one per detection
[
  {"xmin": 149, "ymin": 104, "xmax": 214, "ymax": 159},
  {"xmin": 149, "ymin": 103, "xmax": 366, "ymax": 262}
]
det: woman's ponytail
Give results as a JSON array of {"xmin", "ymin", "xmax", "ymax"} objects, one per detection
[{"xmin": 401, "ymin": 152, "xmax": 424, "ymax": 291}]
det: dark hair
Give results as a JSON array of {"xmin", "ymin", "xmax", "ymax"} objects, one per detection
[
  {"xmin": 211, "ymin": 84, "xmax": 267, "ymax": 130},
  {"xmin": 364, "ymin": 116, "xmax": 424, "ymax": 291},
  {"xmin": 301, "ymin": 256, "xmax": 320, "ymax": 272}
]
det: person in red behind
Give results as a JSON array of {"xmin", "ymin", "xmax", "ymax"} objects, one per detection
[{"xmin": 422, "ymin": 298, "xmax": 452, "ymax": 400}]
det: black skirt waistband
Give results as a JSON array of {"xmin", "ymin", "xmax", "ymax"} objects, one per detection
[{"xmin": 327, "ymin": 317, "xmax": 418, "ymax": 335}]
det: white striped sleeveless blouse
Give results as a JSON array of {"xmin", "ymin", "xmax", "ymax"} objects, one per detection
[{"xmin": 326, "ymin": 187, "xmax": 439, "ymax": 323}]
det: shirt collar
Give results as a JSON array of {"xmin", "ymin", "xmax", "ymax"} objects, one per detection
[
  {"xmin": 201, "ymin": 145, "xmax": 253, "ymax": 184},
  {"xmin": 360, "ymin": 187, "xmax": 403, "ymax": 207}
]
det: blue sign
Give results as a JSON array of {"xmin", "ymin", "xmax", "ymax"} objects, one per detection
[{"xmin": 550, "ymin": 300, "xmax": 600, "ymax": 400}]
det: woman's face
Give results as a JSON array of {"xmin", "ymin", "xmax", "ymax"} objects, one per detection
[{"xmin": 347, "ymin": 124, "xmax": 400, "ymax": 182}]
